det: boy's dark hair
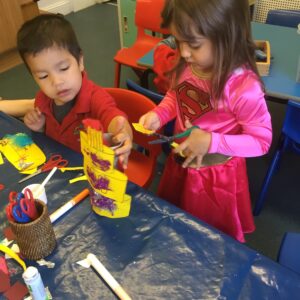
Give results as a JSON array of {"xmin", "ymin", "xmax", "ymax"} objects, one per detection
[
  {"xmin": 17, "ymin": 14, "xmax": 82, "ymax": 70},
  {"xmin": 161, "ymin": 0, "xmax": 262, "ymax": 100}
]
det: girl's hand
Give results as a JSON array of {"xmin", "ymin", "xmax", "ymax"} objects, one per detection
[
  {"xmin": 139, "ymin": 112, "xmax": 161, "ymax": 131},
  {"xmin": 109, "ymin": 116, "xmax": 133, "ymax": 170},
  {"xmin": 174, "ymin": 120, "xmax": 211, "ymax": 169},
  {"xmin": 24, "ymin": 107, "xmax": 45, "ymax": 132}
]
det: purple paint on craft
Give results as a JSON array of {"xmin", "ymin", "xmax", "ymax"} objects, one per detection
[
  {"xmin": 87, "ymin": 168, "xmax": 111, "ymax": 191},
  {"xmin": 90, "ymin": 191, "xmax": 116, "ymax": 214},
  {"xmin": 90, "ymin": 153, "xmax": 111, "ymax": 171}
]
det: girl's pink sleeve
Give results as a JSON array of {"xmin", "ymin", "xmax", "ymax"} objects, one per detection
[
  {"xmin": 152, "ymin": 90, "xmax": 177, "ymax": 126},
  {"xmin": 209, "ymin": 77, "xmax": 272, "ymax": 157}
]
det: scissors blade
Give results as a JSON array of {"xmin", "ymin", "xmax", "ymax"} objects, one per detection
[
  {"xmin": 18, "ymin": 170, "xmax": 41, "ymax": 183},
  {"xmin": 148, "ymin": 138, "xmax": 170, "ymax": 144}
]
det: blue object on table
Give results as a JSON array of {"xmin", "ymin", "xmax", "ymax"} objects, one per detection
[
  {"xmin": 6, "ymin": 191, "xmax": 31, "ymax": 223},
  {"xmin": 254, "ymin": 101, "xmax": 300, "ymax": 215},
  {"xmin": 278, "ymin": 232, "xmax": 300, "ymax": 274},
  {"xmin": 266, "ymin": 9, "xmax": 300, "ymax": 28}
]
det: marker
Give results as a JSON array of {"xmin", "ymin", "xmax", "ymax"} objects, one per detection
[{"xmin": 50, "ymin": 188, "xmax": 89, "ymax": 223}]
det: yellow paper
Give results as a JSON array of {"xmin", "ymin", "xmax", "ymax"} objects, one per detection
[
  {"xmin": 80, "ymin": 125, "xmax": 131, "ymax": 218},
  {"xmin": 0, "ymin": 244, "xmax": 26, "ymax": 271},
  {"xmin": 132, "ymin": 123, "xmax": 154, "ymax": 135},
  {"xmin": 60, "ymin": 166, "xmax": 84, "ymax": 172},
  {"xmin": 92, "ymin": 194, "xmax": 131, "ymax": 218},
  {"xmin": 0, "ymin": 133, "xmax": 45, "ymax": 171}
]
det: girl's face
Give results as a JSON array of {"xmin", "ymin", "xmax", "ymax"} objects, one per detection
[
  {"xmin": 171, "ymin": 23, "xmax": 214, "ymax": 73},
  {"xmin": 26, "ymin": 46, "xmax": 84, "ymax": 106}
]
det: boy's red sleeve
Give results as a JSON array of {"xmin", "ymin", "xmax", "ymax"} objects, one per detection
[{"xmin": 153, "ymin": 44, "xmax": 177, "ymax": 94}]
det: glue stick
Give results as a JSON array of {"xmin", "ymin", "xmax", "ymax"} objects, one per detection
[{"xmin": 22, "ymin": 266, "xmax": 47, "ymax": 300}]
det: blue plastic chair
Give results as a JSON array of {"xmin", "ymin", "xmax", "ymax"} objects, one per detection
[
  {"xmin": 266, "ymin": 9, "xmax": 300, "ymax": 28},
  {"xmin": 254, "ymin": 101, "xmax": 300, "ymax": 215},
  {"xmin": 277, "ymin": 232, "xmax": 300, "ymax": 274},
  {"xmin": 126, "ymin": 79, "xmax": 164, "ymax": 104}
]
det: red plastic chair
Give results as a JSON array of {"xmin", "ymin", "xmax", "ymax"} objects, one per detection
[
  {"xmin": 105, "ymin": 88, "xmax": 162, "ymax": 188},
  {"xmin": 113, "ymin": 0, "xmax": 169, "ymax": 87}
]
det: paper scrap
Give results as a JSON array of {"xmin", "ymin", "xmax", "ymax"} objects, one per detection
[
  {"xmin": 3, "ymin": 281, "xmax": 28, "ymax": 300},
  {"xmin": 76, "ymin": 258, "xmax": 90, "ymax": 269},
  {"xmin": 132, "ymin": 123, "xmax": 154, "ymax": 135},
  {"xmin": 37, "ymin": 259, "xmax": 55, "ymax": 268}
]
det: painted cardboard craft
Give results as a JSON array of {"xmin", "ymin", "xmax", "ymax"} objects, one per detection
[
  {"xmin": 80, "ymin": 122, "xmax": 131, "ymax": 218},
  {"xmin": 0, "ymin": 133, "xmax": 45, "ymax": 172}
]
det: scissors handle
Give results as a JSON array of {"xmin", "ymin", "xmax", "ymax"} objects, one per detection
[
  {"xmin": 21, "ymin": 188, "xmax": 39, "ymax": 220},
  {"xmin": 173, "ymin": 125, "xmax": 199, "ymax": 139},
  {"xmin": 42, "ymin": 154, "xmax": 68, "ymax": 172},
  {"xmin": 12, "ymin": 205, "xmax": 31, "ymax": 223}
]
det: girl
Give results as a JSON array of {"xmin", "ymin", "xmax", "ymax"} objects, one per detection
[{"xmin": 139, "ymin": 0, "xmax": 272, "ymax": 242}]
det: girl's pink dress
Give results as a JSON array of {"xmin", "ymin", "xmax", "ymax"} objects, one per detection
[{"xmin": 153, "ymin": 66, "xmax": 272, "ymax": 242}]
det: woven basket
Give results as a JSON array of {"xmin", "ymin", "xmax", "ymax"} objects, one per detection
[{"xmin": 9, "ymin": 200, "xmax": 56, "ymax": 260}]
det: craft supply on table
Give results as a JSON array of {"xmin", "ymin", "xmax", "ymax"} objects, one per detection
[
  {"xmin": 19, "ymin": 154, "xmax": 68, "ymax": 183},
  {"xmin": 80, "ymin": 120, "xmax": 132, "ymax": 218},
  {"xmin": 9, "ymin": 200, "xmax": 56, "ymax": 260},
  {"xmin": 87, "ymin": 253, "xmax": 132, "ymax": 300},
  {"xmin": 0, "ymin": 244, "xmax": 26, "ymax": 271},
  {"xmin": 6, "ymin": 189, "xmax": 38, "ymax": 223},
  {"xmin": 0, "ymin": 133, "xmax": 46, "ymax": 172},
  {"xmin": 22, "ymin": 167, "xmax": 57, "ymax": 205},
  {"xmin": 22, "ymin": 184, "xmax": 48, "ymax": 205},
  {"xmin": 50, "ymin": 188, "xmax": 89, "ymax": 223},
  {"xmin": 22, "ymin": 266, "xmax": 47, "ymax": 300}
]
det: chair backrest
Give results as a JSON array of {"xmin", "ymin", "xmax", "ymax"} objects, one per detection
[
  {"xmin": 282, "ymin": 101, "xmax": 300, "ymax": 145},
  {"xmin": 135, "ymin": 0, "xmax": 169, "ymax": 36},
  {"xmin": 253, "ymin": 0, "xmax": 300, "ymax": 23},
  {"xmin": 126, "ymin": 79, "xmax": 164, "ymax": 105},
  {"xmin": 266, "ymin": 9, "xmax": 300, "ymax": 28},
  {"xmin": 104, "ymin": 87, "xmax": 162, "ymax": 158}
]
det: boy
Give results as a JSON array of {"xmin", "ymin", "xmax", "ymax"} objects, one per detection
[{"xmin": 7, "ymin": 14, "xmax": 132, "ymax": 169}]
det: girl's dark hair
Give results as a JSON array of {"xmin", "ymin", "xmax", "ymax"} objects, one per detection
[
  {"xmin": 161, "ymin": 0, "xmax": 262, "ymax": 100},
  {"xmin": 17, "ymin": 14, "xmax": 82, "ymax": 70}
]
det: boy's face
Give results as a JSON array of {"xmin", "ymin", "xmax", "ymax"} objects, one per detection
[{"xmin": 26, "ymin": 46, "xmax": 84, "ymax": 105}]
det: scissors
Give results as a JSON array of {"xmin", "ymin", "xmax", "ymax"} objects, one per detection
[
  {"xmin": 148, "ymin": 125, "xmax": 199, "ymax": 145},
  {"xmin": 19, "ymin": 154, "xmax": 68, "ymax": 183},
  {"xmin": 6, "ymin": 191, "xmax": 31, "ymax": 223},
  {"xmin": 19, "ymin": 188, "xmax": 39, "ymax": 220}
]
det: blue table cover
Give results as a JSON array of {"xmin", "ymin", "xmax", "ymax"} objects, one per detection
[{"xmin": 0, "ymin": 112, "xmax": 300, "ymax": 299}]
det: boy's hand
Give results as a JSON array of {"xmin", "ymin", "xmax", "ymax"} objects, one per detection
[
  {"xmin": 174, "ymin": 120, "xmax": 211, "ymax": 169},
  {"xmin": 109, "ymin": 116, "xmax": 133, "ymax": 170},
  {"xmin": 139, "ymin": 112, "xmax": 161, "ymax": 131},
  {"xmin": 24, "ymin": 107, "xmax": 45, "ymax": 132}
]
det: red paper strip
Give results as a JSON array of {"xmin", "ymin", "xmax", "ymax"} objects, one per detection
[
  {"xmin": 3, "ymin": 281, "xmax": 28, "ymax": 300},
  {"xmin": 0, "ymin": 270, "xmax": 10, "ymax": 293}
]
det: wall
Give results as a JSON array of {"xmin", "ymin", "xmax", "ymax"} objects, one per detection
[{"xmin": 38, "ymin": 0, "xmax": 109, "ymax": 14}]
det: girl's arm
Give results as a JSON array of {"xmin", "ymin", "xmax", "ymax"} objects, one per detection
[
  {"xmin": 0, "ymin": 99, "xmax": 35, "ymax": 118},
  {"xmin": 209, "ymin": 78, "xmax": 272, "ymax": 157}
]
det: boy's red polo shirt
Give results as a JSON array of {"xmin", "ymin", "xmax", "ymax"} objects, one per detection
[{"xmin": 35, "ymin": 72, "xmax": 126, "ymax": 152}]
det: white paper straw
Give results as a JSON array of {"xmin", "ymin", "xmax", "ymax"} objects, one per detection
[
  {"xmin": 87, "ymin": 253, "xmax": 132, "ymax": 300},
  {"xmin": 35, "ymin": 167, "xmax": 57, "ymax": 196}
]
